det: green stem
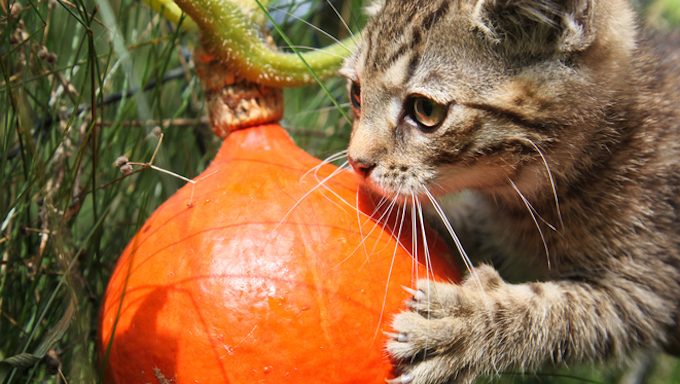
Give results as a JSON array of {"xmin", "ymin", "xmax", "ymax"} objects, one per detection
[
  {"xmin": 145, "ymin": 0, "xmax": 197, "ymax": 31},
  {"xmin": 146, "ymin": 0, "xmax": 356, "ymax": 86}
]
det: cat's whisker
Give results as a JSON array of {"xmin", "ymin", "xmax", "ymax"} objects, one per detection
[
  {"xmin": 430, "ymin": 181, "xmax": 448, "ymax": 195},
  {"xmin": 529, "ymin": 202, "xmax": 557, "ymax": 232},
  {"xmin": 416, "ymin": 198, "xmax": 434, "ymax": 285},
  {"xmin": 386, "ymin": 188, "xmax": 409, "ymax": 250},
  {"xmin": 373, "ymin": 195, "xmax": 408, "ymax": 344},
  {"xmin": 370, "ymin": 192, "xmax": 400, "ymax": 235},
  {"xmin": 526, "ymin": 138, "xmax": 564, "ymax": 230},
  {"xmin": 368, "ymin": 193, "xmax": 401, "ymax": 257},
  {"xmin": 309, "ymin": 162, "xmax": 360, "ymax": 215},
  {"xmin": 416, "ymin": 197, "xmax": 434, "ymax": 313},
  {"xmin": 372, "ymin": 195, "xmax": 399, "ymax": 251},
  {"xmin": 356, "ymin": 192, "xmax": 387, "ymax": 261},
  {"xmin": 363, "ymin": 194, "xmax": 390, "ymax": 225},
  {"xmin": 508, "ymin": 178, "xmax": 552, "ymax": 271},
  {"xmin": 410, "ymin": 193, "xmax": 419, "ymax": 286},
  {"xmin": 354, "ymin": 191, "xmax": 392, "ymax": 256},
  {"xmin": 422, "ymin": 187, "xmax": 484, "ymax": 293},
  {"xmin": 314, "ymin": 181, "xmax": 356, "ymax": 213},
  {"xmin": 416, "ymin": 196, "xmax": 434, "ymax": 357},
  {"xmin": 391, "ymin": 199, "xmax": 410, "ymax": 253},
  {"xmin": 337, "ymin": 191, "xmax": 399, "ymax": 267},
  {"xmin": 314, "ymin": 181, "xmax": 352, "ymax": 214},
  {"xmin": 355, "ymin": 188, "xmax": 369, "ymax": 261},
  {"xmin": 301, "ymin": 149, "xmax": 347, "ymax": 181},
  {"xmin": 275, "ymin": 162, "xmax": 347, "ymax": 230}
]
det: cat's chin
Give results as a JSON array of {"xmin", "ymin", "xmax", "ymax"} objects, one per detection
[
  {"xmin": 356, "ymin": 178, "xmax": 404, "ymax": 199},
  {"xmin": 356, "ymin": 176, "xmax": 440, "ymax": 205},
  {"xmin": 355, "ymin": 172, "xmax": 435, "ymax": 199}
]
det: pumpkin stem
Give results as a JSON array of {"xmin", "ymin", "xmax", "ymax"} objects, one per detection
[{"xmin": 195, "ymin": 48, "xmax": 283, "ymax": 136}]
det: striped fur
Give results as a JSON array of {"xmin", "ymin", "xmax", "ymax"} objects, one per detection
[{"xmin": 342, "ymin": 1, "xmax": 680, "ymax": 383}]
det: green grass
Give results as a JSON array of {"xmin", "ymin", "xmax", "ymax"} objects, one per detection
[{"xmin": 1, "ymin": 0, "xmax": 679, "ymax": 383}]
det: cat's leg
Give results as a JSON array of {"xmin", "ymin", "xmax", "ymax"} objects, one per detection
[{"xmin": 386, "ymin": 264, "xmax": 675, "ymax": 384}]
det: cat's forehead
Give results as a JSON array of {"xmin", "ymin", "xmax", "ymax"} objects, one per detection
[
  {"xmin": 342, "ymin": 0, "xmax": 497, "ymax": 100},
  {"xmin": 360, "ymin": 1, "xmax": 466, "ymax": 73},
  {"xmin": 354, "ymin": 0, "xmax": 492, "ymax": 83}
]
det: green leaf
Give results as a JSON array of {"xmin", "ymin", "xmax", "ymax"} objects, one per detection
[
  {"xmin": 0, "ymin": 353, "xmax": 41, "ymax": 369},
  {"xmin": 0, "ymin": 298, "xmax": 75, "ymax": 377}
]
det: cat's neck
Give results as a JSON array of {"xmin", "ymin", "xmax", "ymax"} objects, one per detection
[
  {"xmin": 483, "ymin": 37, "xmax": 679, "ymax": 274},
  {"xmin": 493, "ymin": 52, "xmax": 651, "ymax": 221}
]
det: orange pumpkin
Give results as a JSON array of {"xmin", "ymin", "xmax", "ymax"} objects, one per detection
[{"xmin": 99, "ymin": 123, "xmax": 459, "ymax": 383}]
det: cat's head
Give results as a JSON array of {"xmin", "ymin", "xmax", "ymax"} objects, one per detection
[{"xmin": 342, "ymin": 0, "xmax": 636, "ymax": 200}]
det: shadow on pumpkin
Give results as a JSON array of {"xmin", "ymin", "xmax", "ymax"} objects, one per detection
[
  {"xmin": 103, "ymin": 287, "xmax": 179, "ymax": 383},
  {"xmin": 104, "ymin": 282, "xmax": 239, "ymax": 384}
]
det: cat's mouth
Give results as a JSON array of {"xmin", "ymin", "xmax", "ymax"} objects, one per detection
[
  {"xmin": 352, "ymin": 164, "xmax": 436, "ymax": 200},
  {"xmin": 353, "ymin": 156, "xmax": 518, "ymax": 200}
]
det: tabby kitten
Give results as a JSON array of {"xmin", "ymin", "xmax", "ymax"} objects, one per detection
[{"xmin": 340, "ymin": 1, "xmax": 680, "ymax": 383}]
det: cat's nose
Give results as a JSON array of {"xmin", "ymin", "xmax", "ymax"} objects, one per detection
[{"xmin": 348, "ymin": 156, "xmax": 376, "ymax": 178}]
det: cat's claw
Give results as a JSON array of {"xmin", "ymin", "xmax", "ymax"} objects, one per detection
[
  {"xmin": 386, "ymin": 373, "xmax": 414, "ymax": 384},
  {"xmin": 401, "ymin": 285, "xmax": 426, "ymax": 301},
  {"xmin": 383, "ymin": 331, "xmax": 409, "ymax": 342}
]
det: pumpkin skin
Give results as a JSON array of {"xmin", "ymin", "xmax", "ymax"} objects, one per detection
[{"xmin": 99, "ymin": 124, "xmax": 460, "ymax": 383}]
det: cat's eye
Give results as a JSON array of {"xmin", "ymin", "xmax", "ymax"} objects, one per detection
[
  {"xmin": 350, "ymin": 82, "xmax": 361, "ymax": 114},
  {"xmin": 408, "ymin": 96, "xmax": 448, "ymax": 129}
]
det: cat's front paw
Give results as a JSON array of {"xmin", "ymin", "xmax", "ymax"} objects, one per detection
[
  {"xmin": 386, "ymin": 311, "xmax": 480, "ymax": 384},
  {"xmin": 387, "ymin": 265, "xmax": 504, "ymax": 384}
]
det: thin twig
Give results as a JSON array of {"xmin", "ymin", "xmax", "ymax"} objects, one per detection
[
  {"xmin": 124, "ymin": 133, "xmax": 196, "ymax": 185},
  {"xmin": 95, "ymin": 117, "xmax": 209, "ymax": 128}
]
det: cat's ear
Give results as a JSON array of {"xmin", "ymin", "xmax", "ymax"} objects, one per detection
[
  {"xmin": 472, "ymin": 0, "xmax": 596, "ymax": 53},
  {"xmin": 364, "ymin": 0, "xmax": 386, "ymax": 17}
]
